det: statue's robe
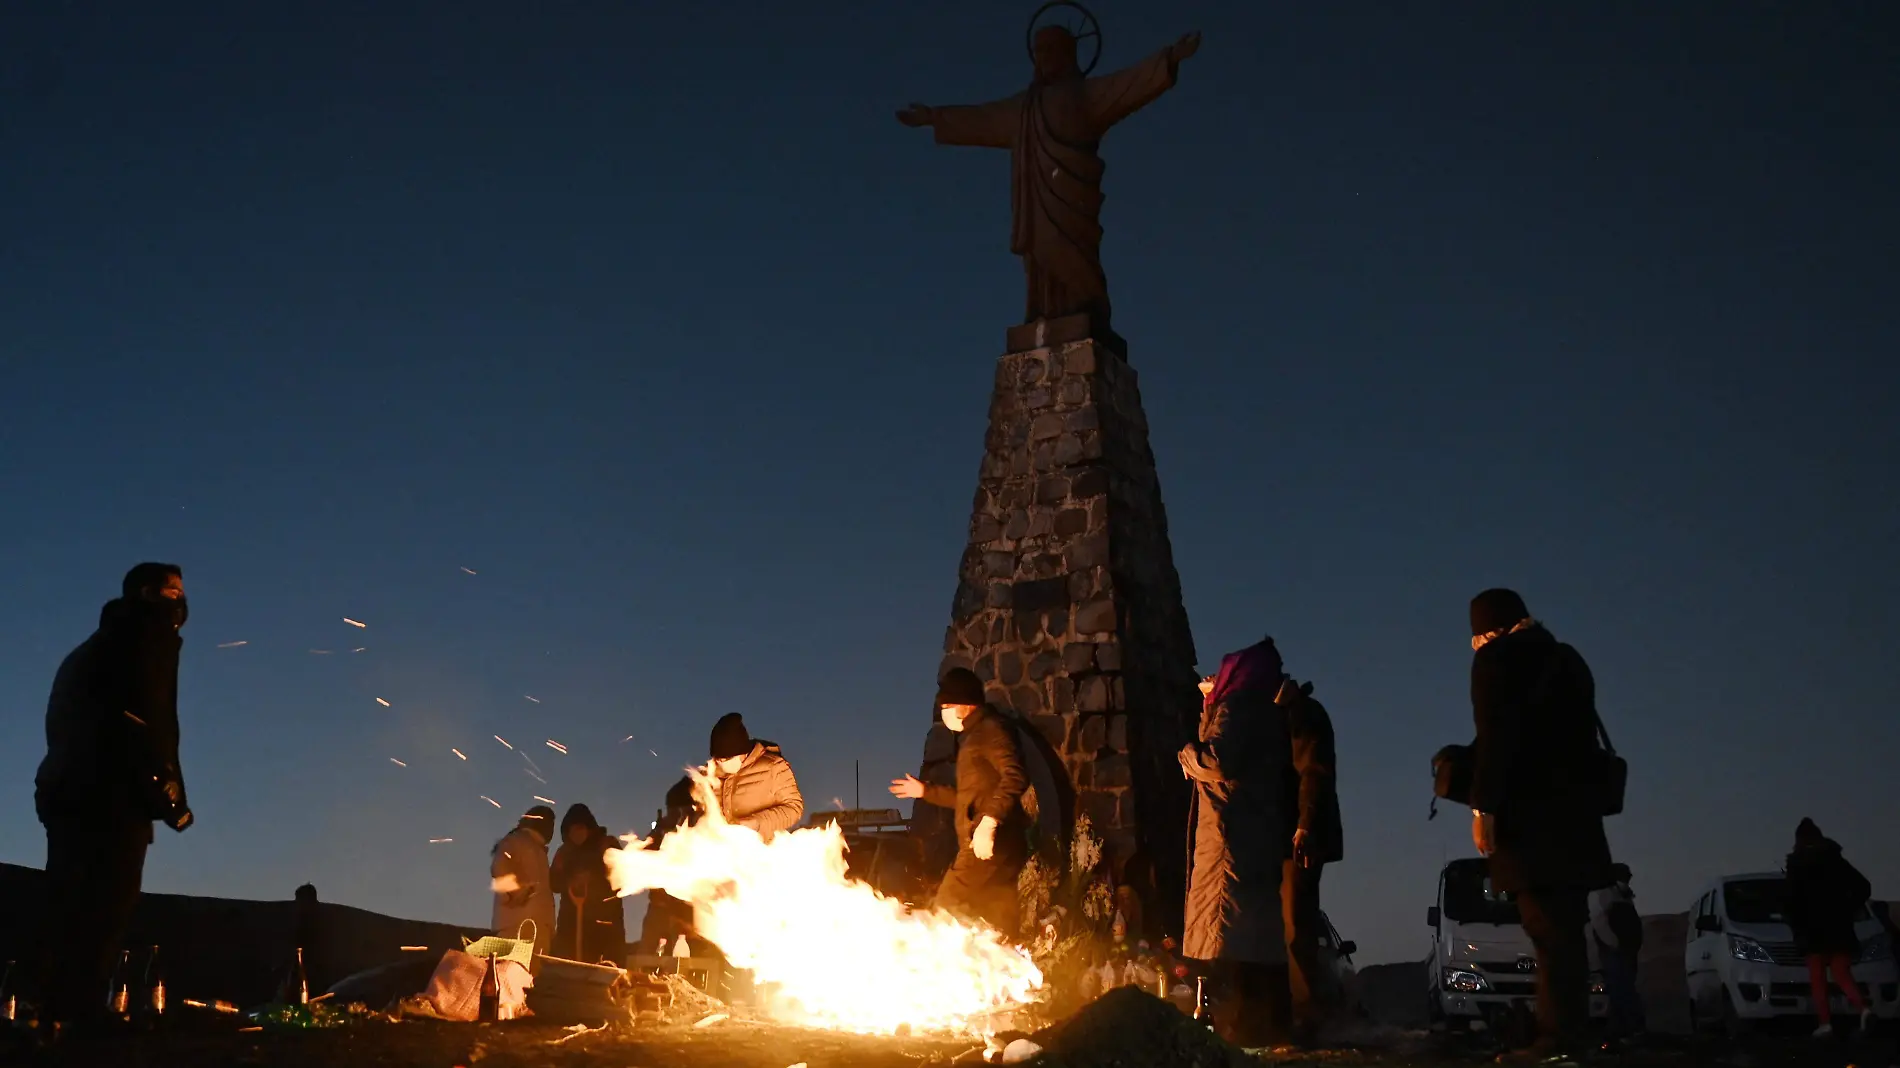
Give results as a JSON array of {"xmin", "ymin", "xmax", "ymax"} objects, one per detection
[{"xmin": 931, "ymin": 47, "xmax": 1183, "ymax": 325}]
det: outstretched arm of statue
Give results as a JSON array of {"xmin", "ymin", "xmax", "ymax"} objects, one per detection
[
  {"xmin": 1085, "ymin": 31, "xmax": 1201, "ymax": 134},
  {"xmin": 899, "ymin": 94, "xmax": 1021, "ymax": 149}
]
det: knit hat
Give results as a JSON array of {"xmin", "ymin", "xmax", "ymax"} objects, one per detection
[
  {"xmin": 1795, "ymin": 817, "xmax": 1824, "ymax": 846},
  {"xmin": 709, "ymin": 712, "xmax": 751, "ymax": 760},
  {"xmin": 1470, "ymin": 588, "xmax": 1531, "ymax": 637},
  {"xmin": 935, "ymin": 667, "xmax": 986, "ymax": 708}
]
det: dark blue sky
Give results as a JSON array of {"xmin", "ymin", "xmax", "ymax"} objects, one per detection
[{"xmin": 2, "ymin": 2, "xmax": 1895, "ymax": 964}]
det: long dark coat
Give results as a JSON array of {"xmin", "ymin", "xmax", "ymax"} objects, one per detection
[
  {"xmin": 919, "ymin": 705, "xmax": 1031, "ymax": 932},
  {"xmin": 1785, "ymin": 839, "xmax": 1871, "ymax": 956},
  {"xmin": 1469, "ymin": 625, "xmax": 1612, "ymax": 894},
  {"xmin": 1181, "ymin": 686, "xmax": 1290, "ymax": 964},
  {"xmin": 1283, "ymin": 685, "xmax": 1343, "ymax": 864},
  {"xmin": 550, "ymin": 806, "xmax": 627, "ymax": 965},
  {"xmin": 36, "ymin": 598, "xmax": 188, "ymax": 828}
]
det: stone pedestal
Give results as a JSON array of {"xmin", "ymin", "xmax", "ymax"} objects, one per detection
[{"xmin": 915, "ymin": 313, "xmax": 1201, "ymax": 935}]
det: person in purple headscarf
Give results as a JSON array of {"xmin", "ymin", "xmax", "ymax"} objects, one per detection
[{"xmin": 1179, "ymin": 637, "xmax": 1294, "ymax": 1047}]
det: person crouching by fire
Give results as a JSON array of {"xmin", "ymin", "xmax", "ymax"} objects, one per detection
[
  {"xmin": 490, "ymin": 805, "xmax": 556, "ymax": 956},
  {"xmin": 638, "ymin": 777, "xmax": 701, "ymax": 954},
  {"xmin": 707, "ymin": 713, "xmax": 805, "ymax": 840},
  {"xmin": 889, "ymin": 668, "xmax": 1030, "ymax": 935}
]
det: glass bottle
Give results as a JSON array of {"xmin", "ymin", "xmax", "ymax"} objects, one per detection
[
  {"xmin": 477, "ymin": 954, "xmax": 500, "ymax": 1023},
  {"xmin": 1, "ymin": 959, "xmax": 16, "ymax": 1025},
  {"xmin": 141, "ymin": 945, "xmax": 167, "ymax": 1023},
  {"xmin": 107, "ymin": 950, "xmax": 132, "ymax": 1018},
  {"xmin": 291, "ymin": 946, "xmax": 309, "ymax": 1005}
]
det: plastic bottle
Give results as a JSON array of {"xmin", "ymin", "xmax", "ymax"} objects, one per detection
[
  {"xmin": 477, "ymin": 954, "xmax": 500, "ymax": 1023},
  {"xmin": 672, "ymin": 936, "xmax": 691, "ymax": 958}
]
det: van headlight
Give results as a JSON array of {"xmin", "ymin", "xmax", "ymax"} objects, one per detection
[
  {"xmin": 1857, "ymin": 934, "xmax": 1892, "ymax": 964},
  {"xmin": 1729, "ymin": 935, "xmax": 1775, "ymax": 964},
  {"xmin": 1442, "ymin": 968, "xmax": 1489, "ymax": 993}
]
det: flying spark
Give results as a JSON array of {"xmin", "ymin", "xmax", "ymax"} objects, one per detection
[
  {"xmin": 525, "ymin": 768, "xmax": 547, "ymax": 784},
  {"xmin": 649, "ymin": 750, "xmax": 658, "ymax": 757},
  {"xmin": 352, "ymin": 647, "xmax": 367, "ymax": 653},
  {"xmin": 310, "ymin": 649, "xmax": 333, "ymax": 655},
  {"xmin": 428, "ymin": 838, "xmax": 453, "ymax": 844},
  {"xmin": 390, "ymin": 758, "xmax": 407, "ymax": 767},
  {"xmin": 400, "ymin": 946, "xmax": 428, "ymax": 952},
  {"xmin": 495, "ymin": 736, "xmax": 514, "ymax": 750},
  {"xmin": 481, "ymin": 796, "xmax": 501, "ymax": 808},
  {"xmin": 451, "ymin": 748, "xmax": 467, "ymax": 760},
  {"xmin": 525, "ymin": 695, "xmax": 541, "ymax": 704},
  {"xmin": 375, "ymin": 698, "xmax": 391, "ymax": 707},
  {"xmin": 533, "ymin": 796, "xmax": 556, "ymax": 805},
  {"xmin": 546, "ymin": 740, "xmax": 568, "ymax": 755},
  {"xmin": 216, "ymin": 640, "xmax": 249, "ymax": 649},
  {"xmin": 344, "ymin": 618, "xmax": 367, "ymax": 628},
  {"xmin": 461, "ymin": 567, "xmax": 478, "ymax": 575},
  {"xmin": 622, "ymin": 735, "xmax": 635, "ymax": 743}
]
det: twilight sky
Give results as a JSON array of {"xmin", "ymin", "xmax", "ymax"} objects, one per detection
[{"xmin": 1, "ymin": 2, "xmax": 1895, "ymax": 965}]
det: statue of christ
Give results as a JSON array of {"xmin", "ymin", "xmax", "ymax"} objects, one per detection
[{"xmin": 898, "ymin": 23, "xmax": 1201, "ymax": 326}]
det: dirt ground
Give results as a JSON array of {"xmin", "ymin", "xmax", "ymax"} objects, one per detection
[{"xmin": 12, "ymin": 1014, "xmax": 1899, "ymax": 1068}]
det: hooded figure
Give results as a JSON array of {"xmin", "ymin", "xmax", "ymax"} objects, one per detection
[
  {"xmin": 550, "ymin": 804, "xmax": 627, "ymax": 964},
  {"xmin": 1466, "ymin": 588, "xmax": 1612, "ymax": 1057},
  {"xmin": 490, "ymin": 805, "xmax": 556, "ymax": 955},
  {"xmin": 707, "ymin": 713, "xmax": 804, "ymax": 840},
  {"xmin": 35, "ymin": 563, "xmax": 194, "ymax": 1036},
  {"xmin": 1278, "ymin": 670, "xmax": 1343, "ymax": 1038},
  {"xmin": 1180, "ymin": 638, "xmax": 1293, "ymax": 1047},
  {"xmin": 1785, "ymin": 818, "xmax": 1874, "ymax": 1035}
]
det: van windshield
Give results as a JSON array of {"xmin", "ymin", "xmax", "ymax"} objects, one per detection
[
  {"xmin": 1725, "ymin": 878, "xmax": 1874, "ymax": 925},
  {"xmin": 1442, "ymin": 859, "xmax": 1520, "ymax": 925}
]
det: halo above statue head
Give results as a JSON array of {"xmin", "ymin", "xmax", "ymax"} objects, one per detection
[{"xmin": 1026, "ymin": 0, "xmax": 1102, "ymax": 77}]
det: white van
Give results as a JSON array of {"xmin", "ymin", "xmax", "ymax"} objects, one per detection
[
  {"xmin": 1426, "ymin": 858, "xmax": 1609, "ymax": 1031},
  {"xmin": 1684, "ymin": 872, "xmax": 1899, "ymax": 1033}
]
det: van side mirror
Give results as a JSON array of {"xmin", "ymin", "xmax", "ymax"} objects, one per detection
[
  {"xmin": 1695, "ymin": 915, "xmax": 1721, "ymax": 934},
  {"xmin": 1338, "ymin": 940, "xmax": 1358, "ymax": 957},
  {"xmin": 1427, "ymin": 906, "xmax": 1440, "ymax": 929}
]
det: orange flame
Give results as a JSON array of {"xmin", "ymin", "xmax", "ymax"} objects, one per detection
[{"xmin": 605, "ymin": 767, "xmax": 1041, "ymax": 1034}]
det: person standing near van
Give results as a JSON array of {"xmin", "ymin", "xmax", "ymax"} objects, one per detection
[
  {"xmin": 1466, "ymin": 588, "xmax": 1612, "ymax": 1060},
  {"xmin": 1588, "ymin": 863, "xmax": 1646, "ymax": 1041},
  {"xmin": 1785, "ymin": 818, "xmax": 1874, "ymax": 1037}
]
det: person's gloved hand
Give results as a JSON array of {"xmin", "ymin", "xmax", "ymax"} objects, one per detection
[
  {"xmin": 160, "ymin": 776, "xmax": 193, "ymax": 832},
  {"xmin": 972, "ymin": 815, "xmax": 998, "ymax": 861},
  {"xmin": 167, "ymin": 805, "xmax": 194, "ymax": 833}
]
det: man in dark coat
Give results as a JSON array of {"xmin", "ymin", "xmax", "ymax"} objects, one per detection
[
  {"xmin": 890, "ymin": 668, "xmax": 1029, "ymax": 934},
  {"xmin": 1279, "ymin": 671, "xmax": 1343, "ymax": 1040},
  {"xmin": 35, "ymin": 563, "xmax": 195, "ymax": 1037},
  {"xmin": 1181, "ymin": 638, "xmax": 1293, "ymax": 1048},
  {"xmin": 1466, "ymin": 588, "xmax": 1612, "ymax": 1058}
]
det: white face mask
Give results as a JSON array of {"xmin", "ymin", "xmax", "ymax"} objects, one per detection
[{"xmin": 940, "ymin": 704, "xmax": 974, "ymax": 732}]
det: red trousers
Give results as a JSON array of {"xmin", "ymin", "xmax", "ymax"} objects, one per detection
[{"xmin": 1806, "ymin": 953, "xmax": 1868, "ymax": 1023}]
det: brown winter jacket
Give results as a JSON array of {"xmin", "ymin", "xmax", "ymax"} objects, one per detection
[
  {"xmin": 715, "ymin": 741, "xmax": 804, "ymax": 840},
  {"xmin": 919, "ymin": 706, "xmax": 1029, "ymax": 855},
  {"xmin": 1281, "ymin": 682, "xmax": 1343, "ymax": 864}
]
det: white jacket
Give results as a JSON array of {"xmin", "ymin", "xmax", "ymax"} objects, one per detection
[
  {"xmin": 1589, "ymin": 881, "xmax": 1635, "ymax": 949},
  {"xmin": 490, "ymin": 825, "xmax": 555, "ymax": 955}
]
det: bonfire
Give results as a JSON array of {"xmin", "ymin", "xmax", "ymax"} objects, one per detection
[{"xmin": 604, "ymin": 768, "xmax": 1043, "ymax": 1035}]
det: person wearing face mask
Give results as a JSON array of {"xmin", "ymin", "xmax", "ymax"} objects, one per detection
[
  {"xmin": 707, "ymin": 713, "xmax": 804, "ymax": 841},
  {"xmin": 34, "ymin": 563, "xmax": 195, "ymax": 1039},
  {"xmin": 890, "ymin": 668, "xmax": 1029, "ymax": 934}
]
